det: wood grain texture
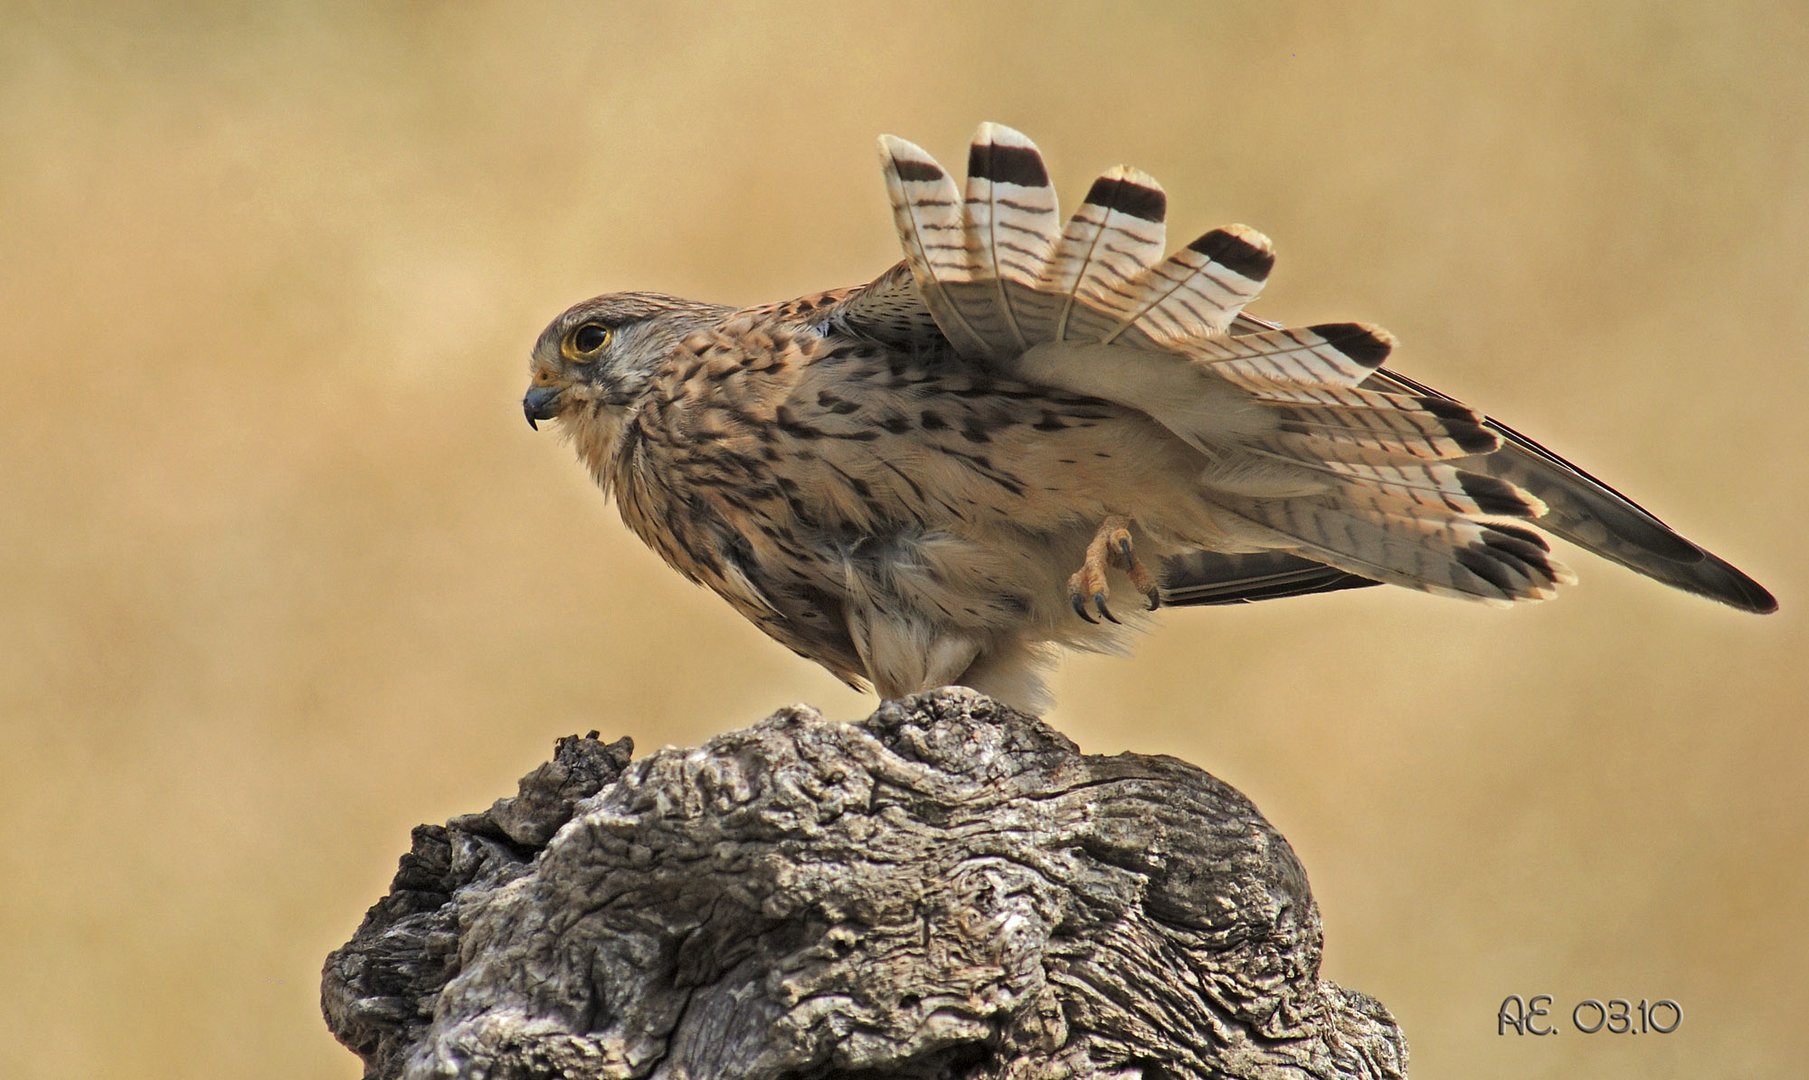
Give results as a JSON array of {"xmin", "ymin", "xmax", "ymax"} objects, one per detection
[{"xmin": 323, "ymin": 690, "xmax": 1405, "ymax": 1079}]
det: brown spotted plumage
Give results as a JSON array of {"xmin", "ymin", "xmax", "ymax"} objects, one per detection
[{"xmin": 524, "ymin": 123, "xmax": 1773, "ymax": 713}]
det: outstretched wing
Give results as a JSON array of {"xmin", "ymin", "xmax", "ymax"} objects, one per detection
[
  {"xmin": 873, "ymin": 123, "xmax": 1566, "ymax": 606},
  {"xmin": 844, "ymin": 122, "xmax": 1771, "ymax": 613}
]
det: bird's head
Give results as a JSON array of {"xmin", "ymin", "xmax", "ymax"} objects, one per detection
[{"xmin": 522, "ymin": 291, "xmax": 720, "ymax": 432}]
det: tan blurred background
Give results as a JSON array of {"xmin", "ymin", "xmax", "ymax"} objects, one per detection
[{"xmin": 3, "ymin": 2, "xmax": 1805, "ymax": 1077}]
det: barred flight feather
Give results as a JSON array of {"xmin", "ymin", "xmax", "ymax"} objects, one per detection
[
  {"xmin": 1102, "ymin": 225, "xmax": 1275, "ymax": 346},
  {"xmin": 876, "ymin": 135, "xmax": 992, "ymax": 357},
  {"xmin": 1037, "ymin": 167, "xmax": 1171, "ymax": 344},
  {"xmin": 961, "ymin": 122, "xmax": 1063, "ymax": 353},
  {"xmin": 1183, "ymin": 323, "xmax": 1395, "ymax": 388},
  {"xmin": 1257, "ymin": 396, "xmax": 1502, "ymax": 460}
]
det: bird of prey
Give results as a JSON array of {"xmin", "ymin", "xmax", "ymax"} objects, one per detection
[{"xmin": 523, "ymin": 123, "xmax": 1774, "ymax": 713}]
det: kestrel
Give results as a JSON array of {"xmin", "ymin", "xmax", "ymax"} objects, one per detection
[{"xmin": 524, "ymin": 123, "xmax": 1773, "ymax": 712}]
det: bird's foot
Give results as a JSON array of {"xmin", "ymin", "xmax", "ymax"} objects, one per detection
[{"xmin": 1066, "ymin": 515, "xmax": 1162, "ymax": 624}]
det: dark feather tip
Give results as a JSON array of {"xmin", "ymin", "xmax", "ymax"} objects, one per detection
[
  {"xmin": 1083, "ymin": 175, "xmax": 1166, "ymax": 223},
  {"xmin": 967, "ymin": 140, "xmax": 1049, "ymax": 187},
  {"xmin": 892, "ymin": 156, "xmax": 946, "ymax": 184},
  {"xmin": 1458, "ymin": 472, "xmax": 1535, "ymax": 517},
  {"xmin": 1189, "ymin": 228, "xmax": 1275, "ymax": 281},
  {"xmin": 1313, "ymin": 323, "xmax": 1393, "ymax": 369}
]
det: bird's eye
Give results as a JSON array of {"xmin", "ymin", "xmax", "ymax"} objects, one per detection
[{"xmin": 567, "ymin": 322, "xmax": 612, "ymax": 360}]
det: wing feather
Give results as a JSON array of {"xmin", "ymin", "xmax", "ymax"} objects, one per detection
[{"xmin": 860, "ymin": 124, "xmax": 1772, "ymax": 613}]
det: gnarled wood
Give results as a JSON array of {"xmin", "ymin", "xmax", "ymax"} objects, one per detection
[{"xmin": 323, "ymin": 689, "xmax": 1406, "ymax": 1079}]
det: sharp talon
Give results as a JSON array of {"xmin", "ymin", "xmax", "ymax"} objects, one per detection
[
  {"xmin": 1094, "ymin": 592, "xmax": 1120, "ymax": 625},
  {"xmin": 1072, "ymin": 595, "xmax": 1097, "ymax": 624},
  {"xmin": 1117, "ymin": 536, "xmax": 1135, "ymax": 565},
  {"xmin": 1146, "ymin": 592, "xmax": 1161, "ymax": 612}
]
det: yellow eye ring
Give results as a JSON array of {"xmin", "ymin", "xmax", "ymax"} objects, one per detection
[{"xmin": 564, "ymin": 322, "xmax": 612, "ymax": 362}]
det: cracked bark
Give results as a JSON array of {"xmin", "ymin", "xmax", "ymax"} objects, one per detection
[{"xmin": 322, "ymin": 688, "xmax": 1406, "ymax": 1079}]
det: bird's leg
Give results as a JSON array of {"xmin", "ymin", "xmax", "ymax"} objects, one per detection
[{"xmin": 1067, "ymin": 515, "xmax": 1162, "ymax": 624}]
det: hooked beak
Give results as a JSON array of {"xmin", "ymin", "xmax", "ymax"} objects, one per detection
[{"xmin": 523, "ymin": 385, "xmax": 563, "ymax": 430}]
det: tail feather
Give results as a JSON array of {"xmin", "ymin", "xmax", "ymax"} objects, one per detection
[
  {"xmin": 1182, "ymin": 322, "xmax": 1395, "ymax": 389},
  {"xmin": 876, "ymin": 134, "xmax": 993, "ymax": 357},
  {"xmin": 961, "ymin": 122, "xmax": 1063, "ymax": 353},
  {"xmin": 1105, "ymin": 225, "xmax": 1275, "ymax": 346},
  {"xmin": 1253, "ymin": 389, "xmax": 1502, "ymax": 461},
  {"xmin": 1039, "ymin": 166, "xmax": 1171, "ymax": 344},
  {"xmin": 884, "ymin": 125, "xmax": 1277, "ymax": 356}
]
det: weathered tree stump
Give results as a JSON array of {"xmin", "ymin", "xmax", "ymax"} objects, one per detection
[{"xmin": 323, "ymin": 688, "xmax": 1406, "ymax": 1079}]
